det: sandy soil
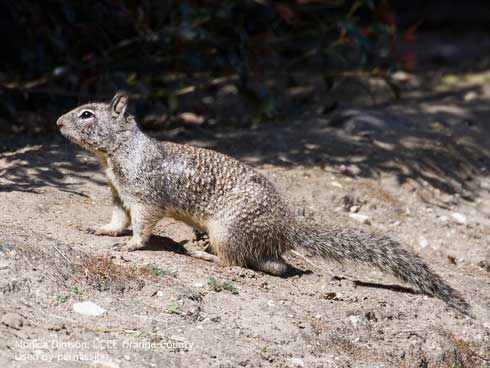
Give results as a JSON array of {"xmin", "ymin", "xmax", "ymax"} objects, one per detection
[{"xmin": 1, "ymin": 72, "xmax": 490, "ymax": 367}]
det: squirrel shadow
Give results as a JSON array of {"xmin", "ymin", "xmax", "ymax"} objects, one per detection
[
  {"xmin": 137, "ymin": 234, "xmax": 313, "ymax": 278},
  {"xmin": 329, "ymin": 275, "xmax": 417, "ymax": 295},
  {"xmin": 282, "ymin": 265, "xmax": 313, "ymax": 278},
  {"xmin": 352, "ymin": 280, "xmax": 417, "ymax": 294},
  {"xmin": 136, "ymin": 235, "xmax": 188, "ymax": 255},
  {"xmin": 124, "ymin": 235, "xmax": 416, "ymax": 290}
]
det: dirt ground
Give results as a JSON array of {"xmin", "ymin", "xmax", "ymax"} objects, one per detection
[{"xmin": 2, "ymin": 46, "xmax": 490, "ymax": 368}]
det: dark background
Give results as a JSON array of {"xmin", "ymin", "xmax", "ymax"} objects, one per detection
[{"xmin": 1, "ymin": 0, "xmax": 490, "ymax": 136}]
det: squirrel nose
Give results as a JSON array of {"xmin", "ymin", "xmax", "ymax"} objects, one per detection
[{"xmin": 56, "ymin": 118, "xmax": 64, "ymax": 128}]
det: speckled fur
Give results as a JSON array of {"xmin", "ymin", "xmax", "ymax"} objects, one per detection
[{"xmin": 57, "ymin": 92, "xmax": 471, "ymax": 315}]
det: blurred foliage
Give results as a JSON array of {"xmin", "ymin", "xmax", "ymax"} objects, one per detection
[{"xmin": 0, "ymin": 0, "xmax": 398, "ymax": 132}]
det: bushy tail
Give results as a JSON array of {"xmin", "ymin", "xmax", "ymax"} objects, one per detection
[{"xmin": 291, "ymin": 223, "xmax": 471, "ymax": 315}]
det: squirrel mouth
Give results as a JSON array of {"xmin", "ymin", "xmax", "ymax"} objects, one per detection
[
  {"xmin": 62, "ymin": 133, "xmax": 99, "ymax": 154},
  {"xmin": 59, "ymin": 130, "xmax": 84, "ymax": 148}
]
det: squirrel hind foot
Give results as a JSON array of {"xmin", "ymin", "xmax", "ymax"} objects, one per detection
[{"xmin": 188, "ymin": 250, "xmax": 221, "ymax": 264}]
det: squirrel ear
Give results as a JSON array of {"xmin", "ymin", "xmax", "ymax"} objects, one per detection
[{"xmin": 110, "ymin": 91, "xmax": 129, "ymax": 119}]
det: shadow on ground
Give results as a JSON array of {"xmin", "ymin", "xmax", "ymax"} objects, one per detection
[
  {"xmin": 165, "ymin": 86, "xmax": 490, "ymax": 200},
  {"xmin": 0, "ymin": 140, "xmax": 104, "ymax": 195},
  {"xmin": 1, "ymin": 84, "xmax": 490, "ymax": 202}
]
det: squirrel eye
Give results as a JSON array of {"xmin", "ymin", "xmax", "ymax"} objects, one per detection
[{"xmin": 80, "ymin": 111, "xmax": 94, "ymax": 119}]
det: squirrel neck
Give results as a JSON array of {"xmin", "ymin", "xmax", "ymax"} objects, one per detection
[
  {"xmin": 108, "ymin": 124, "xmax": 146, "ymax": 155},
  {"xmin": 105, "ymin": 125, "xmax": 157, "ymax": 168}
]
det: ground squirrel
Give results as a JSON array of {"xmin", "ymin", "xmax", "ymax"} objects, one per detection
[{"xmin": 57, "ymin": 91, "xmax": 471, "ymax": 315}]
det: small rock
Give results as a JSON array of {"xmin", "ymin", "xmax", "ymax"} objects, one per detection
[
  {"xmin": 477, "ymin": 260, "xmax": 490, "ymax": 272},
  {"xmin": 178, "ymin": 112, "xmax": 204, "ymax": 125},
  {"xmin": 339, "ymin": 164, "xmax": 361, "ymax": 176},
  {"xmin": 193, "ymin": 282, "xmax": 204, "ymax": 288},
  {"xmin": 440, "ymin": 193, "xmax": 455, "ymax": 204},
  {"xmin": 437, "ymin": 215, "xmax": 449, "ymax": 224},
  {"xmin": 349, "ymin": 206, "xmax": 359, "ymax": 213},
  {"xmin": 390, "ymin": 70, "xmax": 419, "ymax": 86},
  {"xmin": 73, "ymin": 301, "xmax": 107, "ymax": 316},
  {"xmin": 348, "ymin": 314, "xmax": 369, "ymax": 328},
  {"xmin": 288, "ymin": 357, "xmax": 305, "ymax": 367},
  {"xmin": 331, "ymin": 181, "xmax": 343, "ymax": 189},
  {"xmin": 0, "ymin": 244, "xmax": 16, "ymax": 254},
  {"xmin": 220, "ymin": 84, "xmax": 238, "ymax": 95},
  {"xmin": 322, "ymin": 292, "xmax": 337, "ymax": 300},
  {"xmin": 1, "ymin": 313, "xmax": 23, "ymax": 330},
  {"xmin": 419, "ymin": 237, "xmax": 429, "ymax": 249},
  {"xmin": 464, "ymin": 91, "xmax": 478, "ymax": 101},
  {"xmin": 91, "ymin": 361, "xmax": 120, "ymax": 368},
  {"xmin": 365, "ymin": 310, "xmax": 377, "ymax": 322},
  {"xmin": 451, "ymin": 212, "xmax": 467, "ymax": 224},
  {"xmin": 349, "ymin": 213, "xmax": 371, "ymax": 225},
  {"xmin": 156, "ymin": 291, "xmax": 164, "ymax": 297}
]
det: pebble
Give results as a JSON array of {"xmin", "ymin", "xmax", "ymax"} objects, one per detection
[
  {"xmin": 390, "ymin": 70, "xmax": 416, "ymax": 84},
  {"xmin": 0, "ymin": 243, "xmax": 16, "ymax": 254},
  {"xmin": 451, "ymin": 212, "xmax": 467, "ymax": 224},
  {"xmin": 73, "ymin": 301, "xmax": 107, "ymax": 316},
  {"xmin": 464, "ymin": 91, "xmax": 478, "ymax": 101},
  {"xmin": 349, "ymin": 213, "xmax": 371, "ymax": 225},
  {"xmin": 1, "ymin": 313, "xmax": 23, "ymax": 330},
  {"xmin": 437, "ymin": 215, "xmax": 449, "ymax": 224},
  {"xmin": 349, "ymin": 315, "xmax": 361, "ymax": 327},
  {"xmin": 419, "ymin": 237, "xmax": 429, "ymax": 249},
  {"xmin": 349, "ymin": 205, "xmax": 359, "ymax": 213},
  {"xmin": 322, "ymin": 292, "xmax": 337, "ymax": 300},
  {"xmin": 348, "ymin": 314, "xmax": 370, "ymax": 329},
  {"xmin": 156, "ymin": 291, "xmax": 164, "ymax": 297},
  {"xmin": 339, "ymin": 164, "xmax": 361, "ymax": 176},
  {"xmin": 91, "ymin": 361, "xmax": 120, "ymax": 368},
  {"xmin": 478, "ymin": 260, "xmax": 490, "ymax": 272},
  {"xmin": 288, "ymin": 357, "xmax": 305, "ymax": 367},
  {"xmin": 178, "ymin": 112, "xmax": 204, "ymax": 125}
]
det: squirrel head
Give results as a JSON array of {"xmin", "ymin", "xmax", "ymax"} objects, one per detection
[{"xmin": 57, "ymin": 91, "xmax": 136, "ymax": 154}]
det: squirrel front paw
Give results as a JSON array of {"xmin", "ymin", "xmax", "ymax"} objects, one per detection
[
  {"xmin": 86, "ymin": 225, "xmax": 128, "ymax": 237},
  {"xmin": 112, "ymin": 238, "xmax": 144, "ymax": 252}
]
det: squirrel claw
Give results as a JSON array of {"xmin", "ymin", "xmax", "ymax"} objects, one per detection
[{"xmin": 112, "ymin": 239, "xmax": 143, "ymax": 252}]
